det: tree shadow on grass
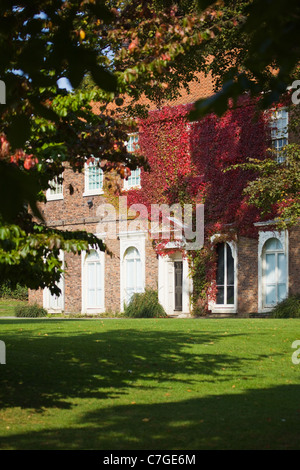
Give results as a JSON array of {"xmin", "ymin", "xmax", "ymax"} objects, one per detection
[
  {"xmin": 0, "ymin": 320, "xmax": 266, "ymax": 411},
  {"xmin": 0, "ymin": 384, "xmax": 299, "ymax": 450}
]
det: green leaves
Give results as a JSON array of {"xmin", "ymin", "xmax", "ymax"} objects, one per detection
[
  {"xmin": 0, "ymin": 223, "xmax": 107, "ymax": 293},
  {"xmin": 231, "ymin": 143, "xmax": 300, "ymax": 230},
  {"xmin": 86, "ymin": 1, "xmax": 114, "ymax": 24},
  {"xmin": 6, "ymin": 115, "xmax": 31, "ymax": 151},
  {"xmin": 0, "ymin": 161, "xmax": 42, "ymax": 223},
  {"xmin": 188, "ymin": 0, "xmax": 300, "ymax": 120},
  {"xmin": 90, "ymin": 65, "xmax": 118, "ymax": 93}
]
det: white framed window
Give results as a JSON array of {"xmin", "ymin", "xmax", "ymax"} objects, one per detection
[
  {"xmin": 262, "ymin": 238, "xmax": 287, "ymax": 308},
  {"xmin": 123, "ymin": 246, "xmax": 143, "ymax": 305},
  {"xmin": 119, "ymin": 231, "xmax": 146, "ymax": 310},
  {"xmin": 84, "ymin": 158, "xmax": 104, "ymax": 196},
  {"xmin": 82, "ymin": 249, "xmax": 105, "ymax": 313},
  {"xmin": 258, "ymin": 231, "xmax": 288, "ymax": 312},
  {"xmin": 124, "ymin": 133, "xmax": 141, "ymax": 190},
  {"xmin": 209, "ymin": 240, "xmax": 237, "ymax": 314},
  {"xmin": 216, "ymin": 242, "xmax": 235, "ymax": 306},
  {"xmin": 270, "ymin": 108, "xmax": 288, "ymax": 163},
  {"xmin": 46, "ymin": 176, "xmax": 63, "ymax": 201}
]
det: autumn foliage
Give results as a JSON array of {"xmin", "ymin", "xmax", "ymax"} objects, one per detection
[
  {"xmin": 124, "ymin": 95, "xmax": 273, "ymax": 312},
  {"xmin": 127, "ymin": 96, "xmax": 272, "ymax": 237}
]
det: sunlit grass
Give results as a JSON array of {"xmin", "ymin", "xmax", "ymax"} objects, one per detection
[
  {"xmin": 0, "ymin": 317, "xmax": 299, "ymax": 449},
  {"xmin": 0, "ymin": 299, "xmax": 28, "ymax": 317}
]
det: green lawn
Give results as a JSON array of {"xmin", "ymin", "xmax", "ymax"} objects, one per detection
[
  {"xmin": 0, "ymin": 316, "xmax": 299, "ymax": 450},
  {"xmin": 0, "ymin": 299, "xmax": 28, "ymax": 317}
]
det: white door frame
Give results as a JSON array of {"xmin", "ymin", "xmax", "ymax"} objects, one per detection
[{"xmin": 158, "ymin": 252, "xmax": 192, "ymax": 315}]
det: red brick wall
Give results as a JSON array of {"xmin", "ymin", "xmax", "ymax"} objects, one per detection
[
  {"xmin": 288, "ymin": 226, "xmax": 300, "ymax": 296},
  {"xmin": 29, "ymin": 166, "xmax": 159, "ymax": 314},
  {"xmin": 28, "ymin": 288, "xmax": 43, "ymax": 306},
  {"xmin": 29, "ymin": 162, "xmax": 300, "ymax": 316},
  {"xmin": 237, "ymin": 236, "xmax": 259, "ymax": 315}
]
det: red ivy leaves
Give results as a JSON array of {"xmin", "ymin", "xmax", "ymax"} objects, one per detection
[
  {"xmin": 123, "ymin": 96, "xmax": 277, "ymax": 311},
  {"xmin": 127, "ymin": 96, "xmax": 273, "ymax": 240}
]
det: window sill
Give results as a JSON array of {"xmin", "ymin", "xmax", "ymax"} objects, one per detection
[
  {"xmin": 260, "ymin": 306, "xmax": 275, "ymax": 313},
  {"xmin": 83, "ymin": 190, "xmax": 104, "ymax": 197},
  {"xmin": 82, "ymin": 307, "xmax": 105, "ymax": 314},
  {"xmin": 46, "ymin": 194, "xmax": 64, "ymax": 201},
  {"xmin": 209, "ymin": 304, "xmax": 237, "ymax": 314}
]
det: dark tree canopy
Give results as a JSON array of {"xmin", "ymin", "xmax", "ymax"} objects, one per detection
[{"xmin": 0, "ymin": 0, "xmax": 300, "ymax": 292}]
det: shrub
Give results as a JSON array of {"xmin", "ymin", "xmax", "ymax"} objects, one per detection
[
  {"xmin": 15, "ymin": 303, "xmax": 48, "ymax": 318},
  {"xmin": 0, "ymin": 281, "xmax": 28, "ymax": 300},
  {"xmin": 271, "ymin": 295, "xmax": 300, "ymax": 318},
  {"xmin": 124, "ymin": 289, "xmax": 167, "ymax": 318}
]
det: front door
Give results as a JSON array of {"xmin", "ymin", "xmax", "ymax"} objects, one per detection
[{"xmin": 174, "ymin": 261, "xmax": 183, "ymax": 311}]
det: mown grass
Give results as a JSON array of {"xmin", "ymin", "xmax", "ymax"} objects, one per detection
[
  {"xmin": 0, "ymin": 299, "xmax": 28, "ymax": 317},
  {"xmin": 0, "ymin": 316, "xmax": 299, "ymax": 450}
]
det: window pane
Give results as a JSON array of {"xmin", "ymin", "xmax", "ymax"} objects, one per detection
[
  {"xmin": 127, "ymin": 134, "xmax": 139, "ymax": 153},
  {"xmin": 216, "ymin": 244, "xmax": 224, "ymax": 285},
  {"xmin": 87, "ymin": 250, "xmax": 100, "ymax": 261},
  {"xmin": 278, "ymin": 253, "xmax": 286, "ymax": 283},
  {"xmin": 136, "ymin": 259, "xmax": 143, "ymax": 291},
  {"xmin": 216, "ymin": 286, "xmax": 224, "ymax": 304},
  {"xmin": 265, "ymin": 238, "xmax": 283, "ymax": 251},
  {"xmin": 266, "ymin": 284, "xmax": 276, "ymax": 305},
  {"xmin": 265, "ymin": 253, "xmax": 276, "ymax": 284},
  {"xmin": 96, "ymin": 262, "xmax": 102, "ymax": 306},
  {"xmin": 49, "ymin": 176, "xmax": 63, "ymax": 195},
  {"xmin": 226, "ymin": 244, "xmax": 234, "ymax": 286},
  {"xmin": 87, "ymin": 263, "xmax": 96, "ymax": 307},
  {"xmin": 227, "ymin": 286, "xmax": 234, "ymax": 305},
  {"xmin": 127, "ymin": 168, "xmax": 141, "ymax": 187},
  {"xmin": 88, "ymin": 161, "xmax": 103, "ymax": 191},
  {"xmin": 271, "ymin": 109, "xmax": 288, "ymax": 163},
  {"xmin": 126, "ymin": 134, "xmax": 140, "ymax": 188},
  {"xmin": 278, "ymin": 283, "xmax": 287, "ymax": 302},
  {"xmin": 126, "ymin": 259, "xmax": 135, "ymax": 289}
]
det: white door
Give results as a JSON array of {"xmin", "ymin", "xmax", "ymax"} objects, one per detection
[
  {"xmin": 85, "ymin": 250, "xmax": 104, "ymax": 309},
  {"xmin": 49, "ymin": 277, "xmax": 64, "ymax": 311},
  {"xmin": 44, "ymin": 251, "xmax": 64, "ymax": 312}
]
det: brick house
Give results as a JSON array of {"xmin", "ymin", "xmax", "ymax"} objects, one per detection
[{"xmin": 28, "ymin": 77, "xmax": 300, "ymax": 317}]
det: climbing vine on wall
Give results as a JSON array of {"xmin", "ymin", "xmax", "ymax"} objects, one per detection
[{"xmin": 124, "ymin": 96, "xmax": 274, "ymax": 314}]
